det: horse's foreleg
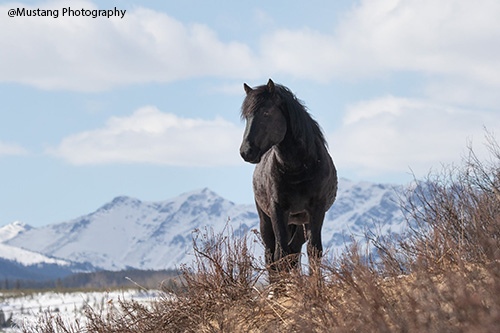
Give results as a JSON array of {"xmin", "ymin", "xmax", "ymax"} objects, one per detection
[
  {"xmin": 270, "ymin": 205, "xmax": 292, "ymax": 270},
  {"xmin": 307, "ymin": 209, "xmax": 325, "ymax": 274},
  {"xmin": 257, "ymin": 204, "xmax": 275, "ymax": 269}
]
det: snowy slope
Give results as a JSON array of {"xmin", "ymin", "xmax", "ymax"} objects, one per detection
[
  {"xmin": 2, "ymin": 289, "xmax": 160, "ymax": 331},
  {"xmin": 4, "ymin": 180, "xmax": 405, "ymax": 272},
  {"xmin": 0, "ymin": 221, "xmax": 72, "ymax": 267},
  {"xmin": 0, "ymin": 221, "xmax": 95, "ymax": 281},
  {"xmin": 0, "ymin": 243, "xmax": 69, "ymax": 267},
  {"xmin": 0, "ymin": 240, "xmax": 95, "ymax": 281},
  {"xmin": 323, "ymin": 179, "xmax": 405, "ymax": 249}
]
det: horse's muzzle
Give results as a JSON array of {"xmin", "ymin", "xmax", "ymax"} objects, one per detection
[{"xmin": 240, "ymin": 144, "xmax": 261, "ymax": 164}]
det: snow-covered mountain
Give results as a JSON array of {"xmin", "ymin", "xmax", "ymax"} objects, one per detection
[
  {"xmin": 324, "ymin": 179, "xmax": 405, "ymax": 249},
  {"xmin": 0, "ymin": 221, "xmax": 70, "ymax": 267},
  {"xmin": 5, "ymin": 188, "xmax": 257, "ymax": 271},
  {"xmin": 2, "ymin": 179, "xmax": 405, "ymax": 274},
  {"xmin": 0, "ymin": 222, "xmax": 95, "ymax": 281}
]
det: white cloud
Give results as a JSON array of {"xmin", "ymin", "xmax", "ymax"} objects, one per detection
[
  {"xmin": 0, "ymin": 141, "xmax": 28, "ymax": 156},
  {"xmin": 261, "ymin": 0, "xmax": 500, "ymax": 103},
  {"xmin": 329, "ymin": 96, "xmax": 497, "ymax": 178},
  {"xmin": 3, "ymin": 0, "xmax": 500, "ymax": 101},
  {"xmin": 424, "ymin": 79, "xmax": 500, "ymax": 110},
  {"xmin": 207, "ymin": 82, "xmax": 246, "ymax": 95},
  {"xmin": 48, "ymin": 106, "xmax": 244, "ymax": 166},
  {"xmin": 0, "ymin": 0, "xmax": 258, "ymax": 91}
]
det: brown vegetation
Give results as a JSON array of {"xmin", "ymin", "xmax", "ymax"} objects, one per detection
[{"xmin": 22, "ymin": 136, "xmax": 500, "ymax": 332}]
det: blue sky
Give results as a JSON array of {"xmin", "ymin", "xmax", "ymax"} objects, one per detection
[{"xmin": 1, "ymin": 0, "xmax": 499, "ymax": 227}]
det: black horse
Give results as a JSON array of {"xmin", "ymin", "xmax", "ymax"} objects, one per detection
[{"xmin": 240, "ymin": 79, "xmax": 337, "ymax": 277}]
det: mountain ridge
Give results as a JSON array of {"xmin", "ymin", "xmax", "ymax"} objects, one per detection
[{"xmin": 1, "ymin": 179, "xmax": 405, "ymax": 277}]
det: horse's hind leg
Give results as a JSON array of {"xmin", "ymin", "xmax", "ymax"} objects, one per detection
[
  {"xmin": 288, "ymin": 225, "xmax": 305, "ymax": 269},
  {"xmin": 307, "ymin": 209, "xmax": 325, "ymax": 274}
]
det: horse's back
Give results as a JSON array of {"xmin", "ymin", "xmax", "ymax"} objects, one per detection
[{"xmin": 322, "ymin": 150, "xmax": 338, "ymax": 211}]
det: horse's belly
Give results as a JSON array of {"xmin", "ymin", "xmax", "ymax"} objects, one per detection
[{"xmin": 288, "ymin": 210, "xmax": 309, "ymax": 225}]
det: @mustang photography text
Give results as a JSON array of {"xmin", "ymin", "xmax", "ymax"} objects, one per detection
[{"xmin": 8, "ymin": 7, "xmax": 126, "ymax": 19}]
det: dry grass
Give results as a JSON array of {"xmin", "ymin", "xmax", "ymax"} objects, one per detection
[{"xmin": 21, "ymin": 136, "xmax": 500, "ymax": 332}]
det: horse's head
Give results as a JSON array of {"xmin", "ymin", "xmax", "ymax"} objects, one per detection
[{"xmin": 240, "ymin": 79, "xmax": 287, "ymax": 164}]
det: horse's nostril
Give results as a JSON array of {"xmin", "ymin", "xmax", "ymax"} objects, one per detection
[
  {"xmin": 240, "ymin": 144, "xmax": 259, "ymax": 163},
  {"xmin": 240, "ymin": 148, "xmax": 251, "ymax": 160}
]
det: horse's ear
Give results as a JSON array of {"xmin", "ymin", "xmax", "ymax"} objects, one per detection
[
  {"xmin": 243, "ymin": 83, "xmax": 253, "ymax": 94},
  {"xmin": 267, "ymin": 79, "xmax": 275, "ymax": 94}
]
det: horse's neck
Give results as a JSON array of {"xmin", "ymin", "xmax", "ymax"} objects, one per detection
[{"xmin": 275, "ymin": 129, "xmax": 317, "ymax": 171}]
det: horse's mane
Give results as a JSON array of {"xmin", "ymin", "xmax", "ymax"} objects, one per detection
[{"xmin": 241, "ymin": 83, "xmax": 328, "ymax": 153}]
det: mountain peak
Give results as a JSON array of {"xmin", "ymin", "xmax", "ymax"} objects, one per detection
[
  {"xmin": 12, "ymin": 221, "xmax": 30, "ymax": 228},
  {"xmin": 173, "ymin": 187, "xmax": 227, "ymax": 203},
  {"xmin": 0, "ymin": 221, "xmax": 33, "ymax": 243},
  {"xmin": 111, "ymin": 195, "xmax": 140, "ymax": 204},
  {"xmin": 187, "ymin": 188, "xmax": 235, "ymax": 205},
  {"xmin": 98, "ymin": 196, "xmax": 142, "ymax": 211},
  {"xmin": 184, "ymin": 187, "xmax": 218, "ymax": 197}
]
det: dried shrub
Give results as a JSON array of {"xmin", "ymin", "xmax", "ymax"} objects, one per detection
[{"xmin": 398, "ymin": 134, "xmax": 500, "ymax": 271}]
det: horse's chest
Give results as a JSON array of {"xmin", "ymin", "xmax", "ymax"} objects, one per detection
[{"xmin": 253, "ymin": 166, "xmax": 314, "ymax": 212}]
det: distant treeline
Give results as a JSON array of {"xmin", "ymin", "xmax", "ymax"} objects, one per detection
[{"xmin": 0, "ymin": 268, "xmax": 180, "ymax": 291}]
